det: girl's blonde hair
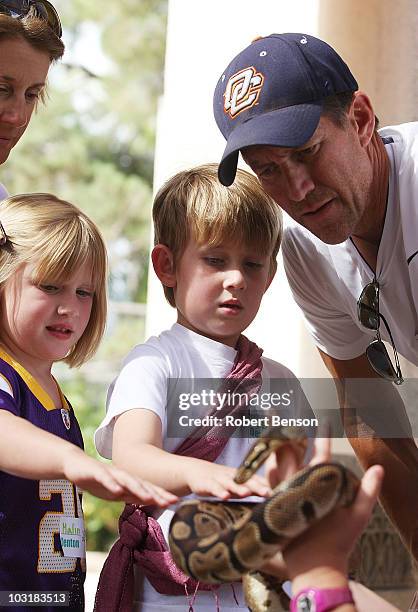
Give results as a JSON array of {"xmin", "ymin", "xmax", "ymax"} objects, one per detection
[
  {"xmin": 153, "ymin": 163, "xmax": 283, "ymax": 306},
  {"xmin": 0, "ymin": 193, "xmax": 107, "ymax": 367}
]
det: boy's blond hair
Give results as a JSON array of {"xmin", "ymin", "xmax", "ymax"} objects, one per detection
[
  {"xmin": 153, "ymin": 163, "xmax": 282, "ymax": 307},
  {"xmin": 0, "ymin": 193, "xmax": 107, "ymax": 367}
]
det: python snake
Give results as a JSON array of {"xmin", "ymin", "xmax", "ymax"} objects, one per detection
[{"xmin": 168, "ymin": 427, "xmax": 359, "ymax": 611}]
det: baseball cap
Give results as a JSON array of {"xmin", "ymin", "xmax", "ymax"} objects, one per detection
[{"xmin": 214, "ymin": 33, "xmax": 358, "ymax": 186}]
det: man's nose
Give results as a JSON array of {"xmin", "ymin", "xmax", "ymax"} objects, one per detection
[{"xmin": 282, "ymin": 162, "xmax": 315, "ymax": 202}]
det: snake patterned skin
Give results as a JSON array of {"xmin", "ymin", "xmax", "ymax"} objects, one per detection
[{"xmin": 168, "ymin": 427, "xmax": 360, "ymax": 611}]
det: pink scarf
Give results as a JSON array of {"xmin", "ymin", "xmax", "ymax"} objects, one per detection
[{"xmin": 94, "ymin": 335, "xmax": 263, "ymax": 612}]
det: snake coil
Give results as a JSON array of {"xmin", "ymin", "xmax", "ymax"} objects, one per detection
[{"xmin": 168, "ymin": 427, "xmax": 359, "ymax": 611}]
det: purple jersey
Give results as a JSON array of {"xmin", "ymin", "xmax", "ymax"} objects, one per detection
[{"xmin": 0, "ymin": 349, "xmax": 85, "ymax": 611}]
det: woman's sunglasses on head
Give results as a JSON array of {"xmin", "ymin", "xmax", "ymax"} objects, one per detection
[
  {"xmin": 357, "ymin": 279, "xmax": 404, "ymax": 385},
  {"xmin": 0, "ymin": 0, "xmax": 61, "ymax": 37}
]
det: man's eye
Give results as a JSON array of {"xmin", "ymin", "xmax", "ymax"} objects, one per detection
[
  {"xmin": 298, "ymin": 143, "xmax": 320, "ymax": 158},
  {"xmin": 245, "ymin": 261, "xmax": 264, "ymax": 269},
  {"xmin": 259, "ymin": 166, "xmax": 275, "ymax": 179},
  {"xmin": 204, "ymin": 257, "xmax": 224, "ymax": 266}
]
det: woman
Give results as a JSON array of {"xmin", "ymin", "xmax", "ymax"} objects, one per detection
[{"xmin": 0, "ymin": 0, "xmax": 63, "ymax": 178}]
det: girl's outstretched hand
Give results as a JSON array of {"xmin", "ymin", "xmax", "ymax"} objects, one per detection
[{"xmin": 62, "ymin": 446, "xmax": 178, "ymax": 506}]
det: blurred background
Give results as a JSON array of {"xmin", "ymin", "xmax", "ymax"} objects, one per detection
[
  {"xmin": 3, "ymin": 0, "xmax": 418, "ymax": 608},
  {"xmin": 2, "ymin": 0, "xmax": 169, "ymax": 553}
]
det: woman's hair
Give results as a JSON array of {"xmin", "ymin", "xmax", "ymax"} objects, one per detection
[
  {"xmin": 0, "ymin": 193, "xmax": 107, "ymax": 367},
  {"xmin": 0, "ymin": 13, "xmax": 64, "ymax": 103},
  {"xmin": 153, "ymin": 163, "xmax": 282, "ymax": 307}
]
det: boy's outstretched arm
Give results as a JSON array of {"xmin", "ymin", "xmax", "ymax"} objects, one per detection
[
  {"xmin": 112, "ymin": 408, "xmax": 272, "ymax": 499},
  {"xmin": 0, "ymin": 410, "xmax": 177, "ymax": 507}
]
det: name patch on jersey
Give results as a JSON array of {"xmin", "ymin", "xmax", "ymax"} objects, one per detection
[{"xmin": 59, "ymin": 517, "xmax": 85, "ymax": 558}]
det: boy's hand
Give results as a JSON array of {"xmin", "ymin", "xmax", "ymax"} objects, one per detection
[
  {"xmin": 186, "ymin": 460, "xmax": 271, "ymax": 499},
  {"xmin": 63, "ymin": 447, "xmax": 178, "ymax": 506}
]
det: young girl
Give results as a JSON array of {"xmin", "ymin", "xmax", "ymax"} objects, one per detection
[{"xmin": 0, "ymin": 193, "xmax": 176, "ymax": 610}]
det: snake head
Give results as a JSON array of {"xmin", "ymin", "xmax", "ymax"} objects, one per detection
[{"xmin": 234, "ymin": 426, "xmax": 308, "ymax": 485}]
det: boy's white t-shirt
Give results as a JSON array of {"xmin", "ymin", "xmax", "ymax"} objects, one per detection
[{"xmin": 95, "ymin": 323, "xmax": 308, "ymax": 611}]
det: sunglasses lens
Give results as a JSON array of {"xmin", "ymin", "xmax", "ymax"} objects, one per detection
[
  {"xmin": 37, "ymin": 0, "xmax": 61, "ymax": 36},
  {"xmin": 358, "ymin": 282, "xmax": 379, "ymax": 330},
  {"xmin": 366, "ymin": 340, "xmax": 402, "ymax": 383},
  {"xmin": 0, "ymin": 0, "xmax": 61, "ymax": 37},
  {"xmin": 0, "ymin": 1, "xmax": 17, "ymax": 15},
  {"xmin": 358, "ymin": 305, "xmax": 379, "ymax": 329}
]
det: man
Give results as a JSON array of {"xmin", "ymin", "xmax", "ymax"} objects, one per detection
[{"xmin": 213, "ymin": 33, "xmax": 418, "ymax": 561}]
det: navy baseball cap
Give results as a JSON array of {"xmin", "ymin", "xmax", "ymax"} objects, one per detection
[{"xmin": 214, "ymin": 33, "xmax": 358, "ymax": 186}]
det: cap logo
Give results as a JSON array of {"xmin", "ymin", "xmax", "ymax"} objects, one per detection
[{"xmin": 223, "ymin": 67, "xmax": 264, "ymax": 119}]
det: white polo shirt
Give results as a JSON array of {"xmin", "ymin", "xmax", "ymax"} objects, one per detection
[{"xmin": 282, "ymin": 122, "xmax": 418, "ymax": 365}]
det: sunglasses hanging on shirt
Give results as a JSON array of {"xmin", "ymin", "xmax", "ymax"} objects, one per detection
[{"xmin": 357, "ymin": 279, "xmax": 404, "ymax": 385}]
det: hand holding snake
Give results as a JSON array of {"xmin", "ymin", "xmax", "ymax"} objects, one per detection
[{"xmin": 168, "ymin": 427, "xmax": 364, "ymax": 611}]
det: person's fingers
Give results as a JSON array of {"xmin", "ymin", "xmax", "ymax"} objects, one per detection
[
  {"xmin": 213, "ymin": 484, "xmax": 232, "ymax": 499},
  {"xmin": 93, "ymin": 468, "xmax": 125, "ymax": 495},
  {"xmin": 309, "ymin": 436, "xmax": 331, "ymax": 466},
  {"xmin": 246, "ymin": 473, "xmax": 271, "ymax": 488},
  {"xmin": 114, "ymin": 471, "xmax": 178, "ymax": 505},
  {"xmin": 351, "ymin": 465, "xmax": 384, "ymax": 529},
  {"xmin": 147, "ymin": 482, "xmax": 178, "ymax": 504},
  {"xmin": 259, "ymin": 550, "xmax": 288, "ymax": 579},
  {"xmin": 227, "ymin": 481, "xmax": 253, "ymax": 497},
  {"xmin": 92, "ymin": 465, "xmax": 178, "ymax": 505},
  {"xmin": 128, "ymin": 481, "xmax": 177, "ymax": 505},
  {"xmin": 241, "ymin": 476, "xmax": 271, "ymax": 497},
  {"xmin": 274, "ymin": 443, "xmax": 300, "ymax": 480}
]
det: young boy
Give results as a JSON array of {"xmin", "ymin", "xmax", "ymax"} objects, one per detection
[{"xmin": 94, "ymin": 164, "xmax": 312, "ymax": 611}]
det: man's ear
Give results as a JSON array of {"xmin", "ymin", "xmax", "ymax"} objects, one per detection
[
  {"xmin": 151, "ymin": 244, "xmax": 176, "ymax": 287},
  {"xmin": 350, "ymin": 91, "xmax": 375, "ymax": 147}
]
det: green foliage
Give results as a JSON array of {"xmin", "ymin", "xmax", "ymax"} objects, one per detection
[
  {"xmin": 3, "ymin": 0, "xmax": 168, "ymax": 271},
  {"xmin": 57, "ymin": 373, "xmax": 124, "ymax": 552},
  {"xmin": 3, "ymin": 0, "xmax": 168, "ymax": 551}
]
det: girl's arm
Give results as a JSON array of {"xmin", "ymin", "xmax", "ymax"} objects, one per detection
[
  {"xmin": 0, "ymin": 410, "xmax": 177, "ymax": 506},
  {"xmin": 112, "ymin": 408, "xmax": 271, "ymax": 499}
]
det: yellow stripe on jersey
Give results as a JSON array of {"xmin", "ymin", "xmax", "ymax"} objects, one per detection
[{"xmin": 0, "ymin": 347, "xmax": 69, "ymax": 412}]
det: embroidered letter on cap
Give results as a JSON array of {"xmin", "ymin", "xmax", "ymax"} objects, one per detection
[{"xmin": 224, "ymin": 67, "xmax": 264, "ymax": 118}]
